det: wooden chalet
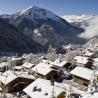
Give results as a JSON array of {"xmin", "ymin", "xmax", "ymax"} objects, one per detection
[{"xmin": 0, "ymin": 70, "xmax": 35, "ymax": 93}]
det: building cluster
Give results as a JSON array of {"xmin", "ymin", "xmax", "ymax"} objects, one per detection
[{"xmin": 0, "ymin": 48, "xmax": 98, "ymax": 98}]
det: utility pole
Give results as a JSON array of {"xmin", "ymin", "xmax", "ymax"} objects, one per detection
[
  {"xmin": 51, "ymin": 77, "xmax": 55, "ymax": 98},
  {"xmin": 67, "ymin": 81, "xmax": 72, "ymax": 98}
]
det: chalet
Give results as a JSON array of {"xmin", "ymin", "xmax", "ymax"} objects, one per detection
[
  {"xmin": 82, "ymin": 50, "xmax": 95, "ymax": 58},
  {"xmin": 0, "ymin": 62, "xmax": 9, "ymax": 72},
  {"xmin": 22, "ymin": 62, "xmax": 35, "ymax": 72},
  {"xmin": 32, "ymin": 61, "xmax": 57, "ymax": 80},
  {"xmin": 13, "ymin": 66, "xmax": 23, "ymax": 71},
  {"xmin": 73, "ymin": 56, "xmax": 93, "ymax": 69},
  {"xmin": 51, "ymin": 59, "xmax": 71, "ymax": 71},
  {"xmin": 41, "ymin": 59, "xmax": 53, "ymax": 64},
  {"xmin": 70, "ymin": 67, "xmax": 94, "ymax": 86},
  {"xmin": 23, "ymin": 78, "xmax": 65, "ymax": 98},
  {"xmin": 0, "ymin": 70, "xmax": 35, "ymax": 93},
  {"xmin": 10, "ymin": 57, "xmax": 24, "ymax": 66}
]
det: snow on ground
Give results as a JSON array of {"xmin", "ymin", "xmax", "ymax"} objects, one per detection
[{"xmin": 34, "ymin": 29, "xmax": 42, "ymax": 36}]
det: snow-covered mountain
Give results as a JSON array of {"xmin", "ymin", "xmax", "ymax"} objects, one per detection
[
  {"xmin": 62, "ymin": 15, "xmax": 94, "ymax": 23},
  {"xmin": 63, "ymin": 15, "xmax": 98, "ymax": 40},
  {"xmin": 0, "ymin": 18, "xmax": 46, "ymax": 54},
  {"xmin": 17, "ymin": 6, "xmax": 62, "ymax": 24},
  {"xmin": 0, "ymin": 6, "xmax": 87, "ymax": 54},
  {"xmin": 12, "ymin": 6, "xmax": 79, "ymax": 28},
  {"xmin": 1, "ymin": 6, "xmax": 67, "ymax": 25},
  {"xmin": 9, "ymin": 6, "xmax": 84, "ymax": 50},
  {"xmin": 62, "ymin": 15, "xmax": 97, "ymax": 28}
]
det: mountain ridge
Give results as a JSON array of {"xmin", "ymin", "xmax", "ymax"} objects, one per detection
[{"xmin": 0, "ymin": 6, "xmax": 87, "ymax": 54}]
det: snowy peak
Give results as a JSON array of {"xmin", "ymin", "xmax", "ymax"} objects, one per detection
[
  {"xmin": 62, "ymin": 15, "xmax": 94, "ymax": 23},
  {"xmin": 17, "ymin": 6, "xmax": 61, "ymax": 23},
  {"xmin": 19, "ymin": 6, "xmax": 39, "ymax": 15}
]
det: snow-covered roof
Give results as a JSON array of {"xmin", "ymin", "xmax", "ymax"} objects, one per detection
[
  {"xmin": 23, "ymin": 78, "xmax": 65, "ymax": 98},
  {"xmin": 0, "ymin": 70, "xmax": 35, "ymax": 85},
  {"xmin": 0, "ymin": 62, "xmax": 9, "ymax": 68},
  {"xmin": 52, "ymin": 59, "xmax": 68, "ymax": 67},
  {"xmin": 41, "ymin": 59, "xmax": 53, "ymax": 64},
  {"xmin": 32, "ymin": 62, "xmax": 53, "ymax": 76},
  {"xmin": 11, "ymin": 57, "xmax": 23, "ymax": 61},
  {"xmin": 74, "ymin": 56, "xmax": 89, "ymax": 64},
  {"xmin": 70, "ymin": 67, "xmax": 93, "ymax": 81},
  {"xmin": 13, "ymin": 71, "xmax": 35, "ymax": 80},
  {"xmin": 22, "ymin": 62, "xmax": 35, "ymax": 69},
  {"xmin": 83, "ymin": 51, "xmax": 94, "ymax": 57},
  {"xmin": 14, "ymin": 66, "xmax": 23, "ymax": 70},
  {"xmin": 82, "ymin": 93, "xmax": 98, "ymax": 98},
  {"xmin": 0, "ymin": 70, "xmax": 17, "ymax": 85}
]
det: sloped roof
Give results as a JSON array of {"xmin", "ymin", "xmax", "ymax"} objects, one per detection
[
  {"xmin": 22, "ymin": 62, "xmax": 35, "ymax": 69},
  {"xmin": 52, "ymin": 59, "xmax": 68, "ymax": 67},
  {"xmin": 23, "ymin": 78, "xmax": 64, "ymax": 98},
  {"xmin": 32, "ymin": 62, "xmax": 53, "ymax": 76},
  {"xmin": 74, "ymin": 56, "xmax": 89, "ymax": 64},
  {"xmin": 70, "ymin": 67, "xmax": 93, "ymax": 81},
  {"xmin": 0, "ymin": 70, "xmax": 35, "ymax": 85}
]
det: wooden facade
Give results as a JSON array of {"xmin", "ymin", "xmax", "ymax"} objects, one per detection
[
  {"xmin": 57, "ymin": 92, "xmax": 65, "ymax": 98},
  {"xmin": 73, "ymin": 75, "xmax": 90, "ymax": 86},
  {"xmin": 34, "ymin": 70, "xmax": 57, "ymax": 80},
  {"xmin": 74, "ymin": 59, "xmax": 93, "ymax": 69},
  {"xmin": 0, "ymin": 77, "xmax": 34, "ymax": 93},
  {"xmin": 51, "ymin": 62, "xmax": 71, "ymax": 71},
  {"xmin": 10, "ymin": 58, "xmax": 24, "ymax": 66}
]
